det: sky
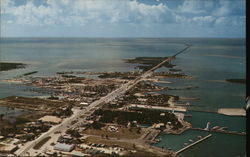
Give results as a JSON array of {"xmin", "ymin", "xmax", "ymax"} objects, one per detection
[{"xmin": 0, "ymin": 0, "xmax": 246, "ymax": 38}]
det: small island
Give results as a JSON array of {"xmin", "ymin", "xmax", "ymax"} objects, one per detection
[
  {"xmin": 225, "ymin": 79, "xmax": 245, "ymax": 84},
  {"xmin": 0, "ymin": 62, "xmax": 26, "ymax": 71}
]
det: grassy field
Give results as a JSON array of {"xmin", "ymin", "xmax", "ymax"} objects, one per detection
[
  {"xmin": 0, "ymin": 96, "xmax": 68, "ymax": 112},
  {"xmin": 83, "ymin": 125, "xmax": 144, "ymax": 139},
  {"xmin": 33, "ymin": 136, "xmax": 51, "ymax": 150},
  {"xmin": 85, "ymin": 136, "xmax": 161, "ymax": 157},
  {"xmin": 85, "ymin": 136, "xmax": 134, "ymax": 149}
]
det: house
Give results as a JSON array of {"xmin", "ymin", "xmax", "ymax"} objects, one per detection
[
  {"xmin": 137, "ymin": 98, "xmax": 147, "ymax": 102},
  {"xmin": 80, "ymin": 102, "xmax": 89, "ymax": 106},
  {"xmin": 160, "ymin": 113, "xmax": 165, "ymax": 116}
]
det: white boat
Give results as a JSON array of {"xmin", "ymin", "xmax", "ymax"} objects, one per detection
[{"xmin": 188, "ymin": 139, "xmax": 193, "ymax": 142}]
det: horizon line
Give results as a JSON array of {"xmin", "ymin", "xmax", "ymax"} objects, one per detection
[{"xmin": 0, "ymin": 36, "xmax": 246, "ymax": 39}]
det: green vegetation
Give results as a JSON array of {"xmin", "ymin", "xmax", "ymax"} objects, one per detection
[
  {"xmin": 66, "ymin": 129, "xmax": 81, "ymax": 137},
  {"xmin": 83, "ymin": 125, "xmax": 143, "ymax": 139},
  {"xmin": 124, "ymin": 57, "xmax": 174, "ymax": 71},
  {"xmin": 33, "ymin": 136, "xmax": 51, "ymax": 150},
  {"xmin": 110, "ymin": 94, "xmax": 178, "ymax": 107},
  {"xmin": 61, "ymin": 74, "xmax": 77, "ymax": 78},
  {"xmin": 0, "ymin": 96, "xmax": 69, "ymax": 112},
  {"xmin": 153, "ymin": 72, "xmax": 186, "ymax": 78},
  {"xmin": 52, "ymin": 105, "xmax": 73, "ymax": 117},
  {"xmin": 91, "ymin": 121, "xmax": 105, "ymax": 130},
  {"xmin": 0, "ymin": 62, "xmax": 26, "ymax": 71},
  {"xmin": 225, "ymin": 79, "xmax": 245, "ymax": 84},
  {"xmin": 57, "ymin": 71, "xmax": 75, "ymax": 74},
  {"xmin": 0, "ymin": 125, "xmax": 20, "ymax": 137},
  {"xmin": 94, "ymin": 109, "xmax": 182, "ymax": 129},
  {"xmin": 98, "ymin": 72, "xmax": 140, "ymax": 79}
]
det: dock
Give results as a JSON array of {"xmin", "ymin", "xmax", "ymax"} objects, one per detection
[
  {"xmin": 143, "ymin": 129, "xmax": 162, "ymax": 143},
  {"xmin": 175, "ymin": 134, "xmax": 212, "ymax": 154},
  {"xmin": 190, "ymin": 128, "xmax": 246, "ymax": 136}
]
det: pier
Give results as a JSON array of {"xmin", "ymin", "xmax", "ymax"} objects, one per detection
[
  {"xmin": 175, "ymin": 134, "xmax": 212, "ymax": 155},
  {"xmin": 190, "ymin": 128, "xmax": 246, "ymax": 136},
  {"xmin": 143, "ymin": 129, "xmax": 162, "ymax": 143}
]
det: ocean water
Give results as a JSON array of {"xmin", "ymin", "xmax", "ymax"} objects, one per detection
[
  {"xmin": 153, "ymin": 129, "xmax": 246, "ymax": 157},
  {"xmin": 0, "ymin": 38, "xmax": 246, "ymax": 156}
]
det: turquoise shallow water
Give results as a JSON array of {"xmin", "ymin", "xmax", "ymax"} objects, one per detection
[{"xmin": 0, "ymin": 38, "xmax": 246, "ymax": 156}]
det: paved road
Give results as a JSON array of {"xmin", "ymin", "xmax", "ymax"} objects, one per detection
[{"xmin": 16, "ymin": 45, "xmax": 191, "ymax": 156}]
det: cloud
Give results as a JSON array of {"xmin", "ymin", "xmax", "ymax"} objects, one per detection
[
  {"xmin": 212, "ymin": 0, "xmax": 245, "ymax": 16},
  {"xmin": 215, "ymin": 16, "xmax": 245, "ymax": 26},
  {"xmin": 1, "ymin": 0, "xmax": 170, "ymax": 26},
  {"xmin": 177, "ymin": 0, "xmax": 212, "ymax": 14},
  {"xmin": 0, "ymin": 0, "xmax": 246, "ymax": 37},
  {"xmin": 191, "ymin": 16, "xmax": 216, "ymax": 26}
]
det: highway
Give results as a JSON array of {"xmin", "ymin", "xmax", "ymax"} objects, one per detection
[{"xmin": 16, "ymin": 45, "xmax": 191, "ymax": 156}]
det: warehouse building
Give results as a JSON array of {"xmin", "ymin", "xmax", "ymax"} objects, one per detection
[{"xmin": 54, "ymin": 143, "xmax": 75, "ymax": 152}]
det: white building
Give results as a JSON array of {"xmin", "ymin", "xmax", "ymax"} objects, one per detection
[
  {"xmin": 80, "ymin": 102, "xmax": 89, "ymax": 106},
  {"xmin": 54, "ymin": 143, "xmax": 75, "ymax": 152}
]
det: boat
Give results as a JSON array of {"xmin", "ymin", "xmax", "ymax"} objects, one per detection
[
  {"xmin": 212, "ymin": 126, "xmax": 220, "ymax": 130},
  {"xmin": 188, "ymin": 139, "xmax": 193, "ymax": 142}
]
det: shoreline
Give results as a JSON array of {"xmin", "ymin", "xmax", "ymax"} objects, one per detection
[{"xmin": 0, "ymin": 62, "xmax": 26, "ymax": 71}]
